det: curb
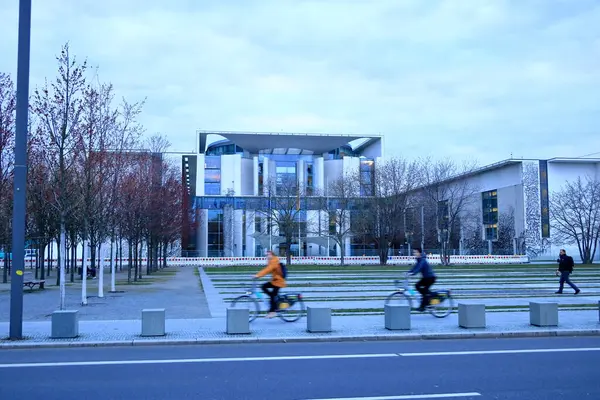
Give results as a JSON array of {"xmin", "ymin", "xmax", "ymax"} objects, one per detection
[{"xmin": 2, "ymin": 329, "xmax": 599, "ymax": 350}]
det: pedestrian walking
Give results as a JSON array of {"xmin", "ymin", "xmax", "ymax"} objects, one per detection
[{"xmin": 555, "ymin": 249, "xmax": 580, "ymax": 294}]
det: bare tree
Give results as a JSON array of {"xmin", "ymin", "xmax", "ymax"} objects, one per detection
[
  {"xmin": 315, "ymin": 173, "xmax": 359, "ymax": 265},
  {"xmin": 31, "ymin": 43, "xmax": 87, "ymax": 309},
  {"xmin": 551, "ymin": 176, "xmax": 600, "ymax": 264},
  {"xmin": 255, "ymin": 177, "xmax": 303, "ymax": 265},
  {"xmin": 0, "ymin": 72, "xmax": 15, "ymax": 283},
  {"xmin": 417, "ymin": 158, "xmax": 480, "ymax": 265},
  {"xmin": 354, "ymin": 158, "xmax": 420, "ymax": 265}
]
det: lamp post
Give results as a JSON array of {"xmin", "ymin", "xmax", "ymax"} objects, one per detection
[{"xmin": 9, "ymin": 0, "xmax": 32, "ymax": 340}]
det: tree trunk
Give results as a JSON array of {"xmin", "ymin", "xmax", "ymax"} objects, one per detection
[
  {"xmin": 2, "ymin": 251, "xmax": 8, "ymax": 283},
  {"xmin": 39, "ymin": 244, "xmax": 47, "ymax": 280},
  {"xmin": 146, "ymin": 236, "xmax": 151, "ymax": 275},
  {"xmin": 127, "ymin": 239, "xmax": 132, "ymax": 284},
  {"xmin": 49, "ymin": 243, "xmax": 54, "ymax": 273},
  {"xmin": 119, "ymin": 237, "xmax": 123, "ymax": 272},
  {"xmin": 138, "ymin": 241, "xmax": 143, "ymax": 280},
  {"xmin": 338, "ymin": 236, "xmax": 345, "ymax": 266},
  {"xmin": 81, "ymin": 239, "xmax": 88, "ymax": 305},
  {"xmin": 133, "ymin": 240, "xmax": 139, "ymax": 282}
]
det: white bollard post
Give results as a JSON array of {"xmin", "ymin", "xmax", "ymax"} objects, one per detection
[
  {"xmin": 98, "ymin": 244, "xmax": 104, "ymax": 298},
  {"xmin": 81, "ymin": 240, "xmax": 88, "ymax": 306},
  {"xmin": 110, "ymin": 240, "xmax": 116, "ymax": 292}
]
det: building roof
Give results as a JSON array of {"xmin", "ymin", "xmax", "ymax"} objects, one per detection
[{"xmin": 197, "ymin": 130, "xmax": 382, "ymax": 154}]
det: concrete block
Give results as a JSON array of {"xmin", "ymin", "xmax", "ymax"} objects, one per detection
[
  {"xmin": 458, "ymin": 303, "xmax": 486, "ymax": 329},
  {"xmin": 51, "ymin": 310, "xmax": 79, "ymax": 339},
  {"xmin": 384, "ymin": 304, "xmax": 411, "ymax": 330},
  {"xmin": 307, "ymin": 307, "xmax": 331, "ymax": 333},
  {"xmin": 226, "ymin": 308, "xmax": 250, "ymax": 334},
  {"xmin": 141, "ymin": 308, "xmax": 166, "ymax": 337},
  {"xmin": 529, "ymin": 302, "xmax": 558, "ymax": 327}
]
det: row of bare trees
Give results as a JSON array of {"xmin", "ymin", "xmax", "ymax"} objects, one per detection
[
  {"xmin": 0, "ymin": 44, "xmax": 184, "ymax": 305},
  {"xmin": 254, "ymin": 157, "xmax": 600, "ymax": 265}
]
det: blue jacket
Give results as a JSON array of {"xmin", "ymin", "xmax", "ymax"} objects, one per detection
[{"xmin": 409, "ymin": 255, "xmax": 435, "ymax": 278}]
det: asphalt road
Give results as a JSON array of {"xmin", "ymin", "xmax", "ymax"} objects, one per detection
[{"xmin": 0, "ymin": 337, "xmax": 599, "ymax": 400}]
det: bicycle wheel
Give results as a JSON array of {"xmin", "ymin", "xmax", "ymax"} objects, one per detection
[
  {"xmin": 384, "ymin": 291, "xmax": 413, "ymax": 309},
  {"xmin": 230, "ymin": 295, "xmax": 260, "ymax": 322},
  {"xmin": 278, "ymin": 298, "xmax": 306, "ymax": 322},
  {"xmin": 429, "ymin": 291, "xmax": 454, "ymax": 318}
]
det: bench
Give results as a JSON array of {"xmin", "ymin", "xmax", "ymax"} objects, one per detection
[{"xmin": 23, "ymin": 280, "xmax": 45, "ymax": 291}]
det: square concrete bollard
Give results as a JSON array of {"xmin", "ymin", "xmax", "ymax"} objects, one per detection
[
  {"xmin": 384, "ymin": 304, "xmax": 411, "ymax": 330},
  {"xmin": 141, "ymin": 308, "xmax": 166, "ymax": 337},
  {"xmin": 458, "ymin": 303, "xmax": 486, "ymax": 329},
  {"xmin": 307, "ymin": 307, "xmax": 332, "ymax": 333},
  {"xmin": 226, "ymin": 308, "xmax": 250, "ymax": 334},
  {"xmin": 51, "ymin": 310, "xmax": 79, "ymax": 339},
  {"xmin": 529, "ymin": 302, "xmax": 558, "ymax": 327}
]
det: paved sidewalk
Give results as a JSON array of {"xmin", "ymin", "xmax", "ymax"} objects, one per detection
[{"xmin": 1, "ymin": 310, "xmax": 599, "ymax": 349}]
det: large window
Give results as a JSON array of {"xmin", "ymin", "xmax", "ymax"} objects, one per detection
[
  {"xmin": 276, "ymin": 161, "xmax": 297, "ymax": 192},
  {"xmin": 482, "ymin": 190, "xmax": 498, "ymax": 241},
  {"xmin": 359, "ymin": 159, "xmax": 374, "ymax": 196},
  {"xmin": 207, "ymin": 209, "xmax": 224, "ymax": 257},
  {"xmin": 305, "ymin": 162, "xmax": 314, "ymax": 195},
  {"xmin": 204, "ymin": 156, "xmax": 221, "ymax": 195}
]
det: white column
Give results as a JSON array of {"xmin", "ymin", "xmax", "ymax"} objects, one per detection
[
  {"xmin": 234, "ymin": 209, "xmax": 243, "ymax": 257},
  {"xmin": 262, "ymin": 156, "xmax": 270, "ymax": 195},
  {"xmin": 253, "ymin": 156, "xmax": 259, "ymax": 196},
  {"xmin": 246, "ymin": 210, "xmax": 256, "ymax": 256},
  {"xmin": 197, "ymin": 209, "xmax": 208, "ymax": 257},
  {"xmin": 98, "ymin": 244, "xmax": 104, "ymax": 298}
]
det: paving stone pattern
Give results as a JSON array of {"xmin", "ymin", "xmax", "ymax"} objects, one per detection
[{"xmin": 0, "ymin": 267, "xmax": 210, "ymax": 322}]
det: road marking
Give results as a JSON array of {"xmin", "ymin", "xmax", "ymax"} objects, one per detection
[
  {"xmin": 301, "ymin": 393, "xmax": 482, "ymax": 400},
  {"xmin": 1, "ymin": 346, "xmax": 599, "ymax": 369},
  {"xmin": 399, "ymin": 347, "xmax": 600, "ymax": 357},
  {"xmin": 0, "ymin": 353, "xmax": 397, "ymax": 369}
]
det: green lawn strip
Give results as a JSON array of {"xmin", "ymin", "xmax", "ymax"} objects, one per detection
[
  {"xmin": 328, "ymin": 304, "xmax": 599, "ymax": 314},
  {"xmin": 213, "ymin": 279, "xmax": 599, "ymax": 289},
  {"xmin": 204, "ymin": 264, "xmax": 598, "ymax": 274},
  {"xmin": 222, "ymin": 293, "xmax": 599, "ymax": 302},
  {"xmin": 209, "ymin": 274, "xmax": 600, "ymax": 283}
]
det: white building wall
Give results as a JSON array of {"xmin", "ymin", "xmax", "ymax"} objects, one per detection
[
  {"xmin": 547, "ymin": 161, "xmax": 600, "ymax": 192},
  {"xmin": 298, "ymin": 159, "xmax": 305, "ymax": 192},
  {"xmin": 220, "ymin": 154, "xmax": 242, "ymax": 195},
  {"xmin": 240, "ymin": 158, "xmax": 254, "ymax": 195},
  {"xmin": 342, "ymin": 156, "xmax": 361, "ymax": 177},
  {"xmin": 196, "ymin": 154, "xmax": 205, "ymax": 196}
]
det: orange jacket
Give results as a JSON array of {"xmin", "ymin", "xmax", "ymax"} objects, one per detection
[{"xmin": 256, "ymin": 256, "xmax": 286, "ymax": 288}]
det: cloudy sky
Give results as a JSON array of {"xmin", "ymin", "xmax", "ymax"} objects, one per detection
[{"xmin": 1, "ymin": 0, "xmax": 599, "ymax": 163}]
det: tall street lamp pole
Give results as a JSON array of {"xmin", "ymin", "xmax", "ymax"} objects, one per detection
[{"xmin": 9, "ymin": 0, "xmax": 32, "ymax": 340}]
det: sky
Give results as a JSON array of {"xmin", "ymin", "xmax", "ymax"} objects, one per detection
[{"xmin": 1, "ymin": 0, "xmax": 599, "ymax": 164}]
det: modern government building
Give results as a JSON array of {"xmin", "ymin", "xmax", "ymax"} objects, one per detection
[{"xmin": 181, "ymin": 130, "xmax": 600, "ymax": 262}]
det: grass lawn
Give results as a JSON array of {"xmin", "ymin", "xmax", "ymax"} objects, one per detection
[{"xmin": 204, "ymin": 263, "xmax": 599, "ymax": 274}]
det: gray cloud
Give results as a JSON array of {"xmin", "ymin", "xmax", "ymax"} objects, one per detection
[{"xmin": 0, "ymin": 0, "xmax": 599, "ymax": 162}]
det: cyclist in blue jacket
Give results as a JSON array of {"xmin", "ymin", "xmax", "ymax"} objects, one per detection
[{"xmin": 408, "ymin": 248, "xmax": 436, "ymax": 312}]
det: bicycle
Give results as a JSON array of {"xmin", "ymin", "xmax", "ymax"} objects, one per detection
[
  {"xmin": 230, "ymin": 279, "xmax": 306, "ymax": 322},
  {"xmin": 385, "ymin": 273, "xmax": 454, "ymax": 318}
]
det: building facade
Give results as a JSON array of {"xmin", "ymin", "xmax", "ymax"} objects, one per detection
[
  {"xmin": 182, "ymin": 131, "xmax": 384, "ymax": 258},
  {"xmin": 423, "ymin": 158, "xmax": 600, "ymax": 262}
]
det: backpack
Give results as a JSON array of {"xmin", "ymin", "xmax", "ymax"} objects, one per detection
[{"xmin": 279, "ymin": 262, "xmax": 288, "ymax": 279}]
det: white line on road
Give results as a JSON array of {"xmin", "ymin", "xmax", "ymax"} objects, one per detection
[
  {"xmin": 398, "ymin": 347, "xmax": 600, "ymax": 357},
  {"xmin": 300, "ymin": 392, "xmax": 482, "ymax": 400},
  {"xmin": 1, "ymin": 346, "xmax": 599, "ymax": 369},
  {"xmin": 0, "ymin": 353, "xmax": 397, "ymax": 369}
]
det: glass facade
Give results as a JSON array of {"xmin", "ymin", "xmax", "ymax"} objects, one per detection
[
  {"xmin": 482, "ymin": 190, "xmax": 498, "ymax": 241},
  {"xmin": 360, "ymin": 159, "xmax": 375, "ymax": 196},
  {"xmin": 539, "ymin": 160, "xmax": 550, "ymax": 238},
  {"xmin": 207, "ymin": 209, "xmax": 224, "ymax": 257},
  {"xmin": 204, "ymin": 156, "xmax": 221, "ymax": 195}
]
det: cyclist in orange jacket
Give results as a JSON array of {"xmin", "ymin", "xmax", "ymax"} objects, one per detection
[{"xmin": 255, "ymin": 250, "xmax": 287, "ymax": 318}]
